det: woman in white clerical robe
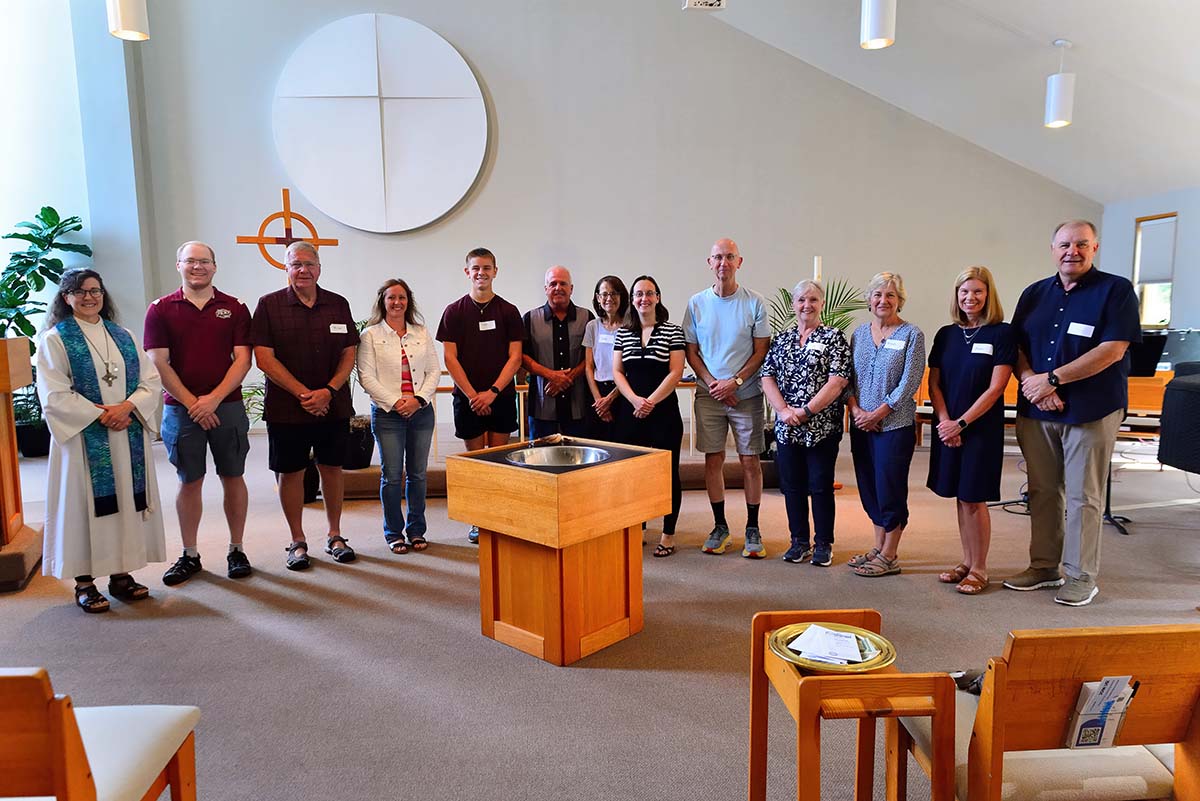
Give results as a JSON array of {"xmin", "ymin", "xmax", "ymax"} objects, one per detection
[{"xmin": 37, "ymin": 268, "xmax": 165, "ymax": 613}]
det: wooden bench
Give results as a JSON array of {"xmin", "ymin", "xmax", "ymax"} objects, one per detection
[{"xmin": 893, "ymin": 624, "xmax": 1200, "ymax": 801}]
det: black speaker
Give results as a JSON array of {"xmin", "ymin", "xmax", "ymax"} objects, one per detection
[{"xmin": 1159, "ymin": 373, "xmax": 1200, "ymax": 473}]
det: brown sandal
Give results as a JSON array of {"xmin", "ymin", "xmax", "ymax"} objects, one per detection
[
  {"xmin": 956, "ymin": 572, "xmax": 989, "ymax": 595},
  {"xmin": 938, "ymin": 564, "xmax": 970, "ymax": 584}
]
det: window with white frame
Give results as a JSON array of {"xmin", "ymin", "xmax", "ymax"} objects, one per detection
[{"xmin": 1133, "ymin": 214, "xmax": 1176, "ymax": 328}]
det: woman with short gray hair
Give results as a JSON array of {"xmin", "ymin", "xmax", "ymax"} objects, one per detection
[{"xmin": 846, "ymin": 272, "xmax": 925, "ymax": 577}]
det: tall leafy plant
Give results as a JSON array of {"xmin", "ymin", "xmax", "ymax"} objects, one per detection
[
  {"xmin": 1, "ymin": 206, "xmax": 92, "ymax": 341},
  {"xmin": 767, "ymin": 278, "xmax": 867, "ymax": 335}
]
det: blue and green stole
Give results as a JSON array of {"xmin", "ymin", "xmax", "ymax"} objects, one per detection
[{"xmin": 56, "ymin": 318, "xmax": 147, "ymax": 517}]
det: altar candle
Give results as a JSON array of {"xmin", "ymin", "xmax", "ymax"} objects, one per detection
[{"xmin": 813, "ymin": 255, "xmax": 823, "ymax": 283}]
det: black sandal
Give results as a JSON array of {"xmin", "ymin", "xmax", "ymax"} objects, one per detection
[
  {"xmin": 325, "ymin": 536, "xmax": 356, "ymax": 563},
  {"xmin": 389, "ymin": 540, "xmax": 410, "ymax": 555},
  {"xmin": 409, "ymin": 536, "xmax": 428, "ymax": 552},
  {"xmin": 285, "ymin": 540, "xmax": 311, "ymax": 571},
  {"xmin": 107, "ymin": 574, "xmax": 150, "ymax": 601},
  {"xmin": 75, "ymin": 583, "xmax": 111, "ymax": 613}
]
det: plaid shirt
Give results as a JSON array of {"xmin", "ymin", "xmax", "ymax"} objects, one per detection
[{"xmin": 250, "ymin": 285, "xmax": 360, "ymax": 423}]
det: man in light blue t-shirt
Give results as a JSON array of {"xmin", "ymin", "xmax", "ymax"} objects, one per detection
[{"xmin": 683, "ymin": 238, "xmax": 771, "ymax": 559}]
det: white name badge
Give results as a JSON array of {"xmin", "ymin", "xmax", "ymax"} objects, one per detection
[
  {"xmin": 805, "ymin": 341, "xmax": 827, "ymax": 352},
  {"xmin": 884, "ymin": 338, "xmax": 906, "ymax": 351},
  {"xmin": 329, "ymin": 323, "xmax": 348, "ymax": 334},
  {"xmin": 1067, "ymin": 322, "xmax": 1095, "ymax": 337},
  {"xmin": 972, "ymin": 343, "xmax": 994, "ymax": 355},
  {"xmin": 479, "ymin": 320, "xmax": 497, "ymax": 332},
  {"xmin": 597, "ymin": 333, "xmax": 616, "ymax": 345}
]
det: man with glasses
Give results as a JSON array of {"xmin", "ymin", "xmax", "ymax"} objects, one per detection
[
  {"xmin": 1003, "ymin": 220, "xmax": 1140, "ymax": 606},
  {"xmin": 683, "ymin": 238, "xmax": 771, "ymax": 558},
  {"xmin": 250, "ymin": 242, "xmax": 360, "ymax": 570},
  {"xmin": 144, "ymin": 241, "xmax": 254, "ymax": 584},
  {"xmin": 521, "ymin": 266, "xmax": 594, "ymax": 438}
]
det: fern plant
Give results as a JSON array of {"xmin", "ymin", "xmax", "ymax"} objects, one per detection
[{"xmin": 768, "ymin": 278, "xmax": 867, "ymax": 335}]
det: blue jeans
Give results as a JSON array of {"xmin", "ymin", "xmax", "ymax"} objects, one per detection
[
  {"xmin": 372, "ymin": 404, "xmax": 435, "ymax": 542},
  {"xmin": 850, "ymin": 424, "xmax": 915, "ymax": 532},
  {"xmin": 775, "ymin": 434, "xmax": 840, "ymax": 547}
]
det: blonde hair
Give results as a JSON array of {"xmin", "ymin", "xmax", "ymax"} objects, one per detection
[
  {"xmin": 865, "ymin": 272, "xmax": 906, "ymax": 311},
  {"xmin": 950, "ymin": 266, "xmax": 1004, "ymax": 326}
]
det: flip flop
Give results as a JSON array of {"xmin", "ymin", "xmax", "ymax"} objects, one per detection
[
  {"xmin": 410, "ymin": 536, "xmax": 428, "ymax": 552},
  {"xmin": 389, "ymin": 540, "xmax": 410, "ymax": 555}
]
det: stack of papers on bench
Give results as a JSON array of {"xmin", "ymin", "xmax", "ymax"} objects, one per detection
[{"xmin": 787, "ymin": 624, "xmax": 881, "ymax": 665}]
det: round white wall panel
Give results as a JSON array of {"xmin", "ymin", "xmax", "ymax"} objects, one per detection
[{"xmin": 272, "ymin": 14, "xmax": 488, "ymax": 233}]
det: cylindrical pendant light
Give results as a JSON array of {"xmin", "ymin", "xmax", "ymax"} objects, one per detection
[
  {"xmin": 861, "ymin": 0, "xmax": 897, "ymax": 50},
  {"xmin": 1044, "ymin": 39, "xmax": 1074, "ymax": 129},
  {"xmin": 106, "ymin": 0, "xmax": 149, "ymax": 41}
]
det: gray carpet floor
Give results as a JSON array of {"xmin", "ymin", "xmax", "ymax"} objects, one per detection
[{"xmin": 4, "ymin": 435, "xmax": 1198, "ymax": 801}]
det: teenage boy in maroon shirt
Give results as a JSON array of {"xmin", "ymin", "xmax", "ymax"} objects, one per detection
[{"xmin": 144, "ymin": 241, "xmax": 253, "ymax": 583}]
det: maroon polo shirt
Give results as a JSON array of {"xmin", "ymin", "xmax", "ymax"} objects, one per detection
[
  {"xmin": 143, "ymin": 287, "xmax": 252, "ymax": 406},
  {"xmin": 250, "ymin": 285, "xmax": 359, "ymax": 424},
  {"xmin": 435, "ymin": 293, "xmax": 523, "ymax": 397}
]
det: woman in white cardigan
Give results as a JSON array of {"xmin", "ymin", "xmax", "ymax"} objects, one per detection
[{"xmin": 356, "ymin": 279, "xmax": 440, "ymax": 554}]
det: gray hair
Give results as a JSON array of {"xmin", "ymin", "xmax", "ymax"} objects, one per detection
[
  {"xmin": 285, "ymin": 241, "xmax": 320, "ymax": 263},
  {"xmin": 1053, "ymin": 219, "xmax": 1098, "ymax": 240},
  {"xmin": 865, "ymin": 272, "xmax": 906, "ymax": 311},
  {"xmin": 791, "ymin": 279, "xmax": 825, "ymax": 302}
]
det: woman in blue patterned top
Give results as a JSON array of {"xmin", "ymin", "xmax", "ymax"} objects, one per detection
[
  {"xmin": 613, "ymin": 275, "xmax": 686, "ymax": 557},
  {"xmin": 927, "ymin": 266, "xmax": 1015, "ymax": 595},
  {"xmin": 846, "ymin": 272, "xmax": 926, "ymax": 577},
  {"xmin": 761, "ymin": 280, "xmax": 851, "ymax": 567}
]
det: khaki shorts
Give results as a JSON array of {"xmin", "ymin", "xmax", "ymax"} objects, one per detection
[{"xmin": 694, "ymin": 393, "xmax": 765, "ymax": 455}]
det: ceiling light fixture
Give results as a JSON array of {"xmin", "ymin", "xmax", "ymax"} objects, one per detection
[
  {"xmin": 1044, "ymin": 39, "xmax": 1075, "ymax": 129},
  {"xmin": 106, "ymin": 0, "xmax": 149, "ymax": 41},
  {"xmin": 860, "ymin": 0, "xmax": 896, "ymax": 50}
]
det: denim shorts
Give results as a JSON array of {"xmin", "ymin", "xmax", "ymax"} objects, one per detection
[{"xmin": 161, "ymin": 401, "xmax": 250, "ymax": 483}]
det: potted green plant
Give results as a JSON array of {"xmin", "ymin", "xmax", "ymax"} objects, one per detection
[
  {"xmin": 767, "ymin": 278, "xmax": 867, "ymax": 335},
  {"xmin": 2, "ymin": 207, "xmax": 92, "ymax": 457}
]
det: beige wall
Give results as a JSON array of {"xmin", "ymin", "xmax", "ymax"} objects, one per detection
[{"xmin": 135, "ymin": 0, "xmax": 1098, "ymax": 344}]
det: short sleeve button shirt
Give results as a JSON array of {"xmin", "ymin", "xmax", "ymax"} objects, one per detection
[
  {"xmin": 1010, "ymin": 268, "xmax": 1140, "ymax": 424},
  {"xmin": 249, "ymin": 285, "xmax": 360, "ymax": 423},
  {"xmin": 761, "ymin": 325, "xmax": 851, "ymax": 446},
  {"xmin": 142, "ymin": 287, "xmax": 251, "ymax": 406}
]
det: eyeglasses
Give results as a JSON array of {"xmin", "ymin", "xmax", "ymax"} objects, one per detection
[
  {"xmin": 632, "ymin": 290, "xmax": 658, "ymax": 299},
  {"xmin": 68, "ymin": 288, "xmax": 104, "ymax": 299},
  {"xmin": 179, "ymin": 258, "xmax": 214, "ymax": 267},
  {"xmin": 287, "ymin": 260, "xmax": 319, "ymax": 270},
  {"xmin": 597, "ymin": 292, "xmax": 621, "ymax": 299},
  {"xmin": 709, "ymin": 253, "xmax": 739, "ymax": 262}
]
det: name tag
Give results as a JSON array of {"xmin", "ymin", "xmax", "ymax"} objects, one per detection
[
  {"xmin": 479, "ymin": 320, "xmax": 497, "ymax": 332},
  {"xmin": 1067, "ymin": 322, "xmax": 1095, "ymax": 337},
  {"xmin": 597, "ymin": 333, "xmax": 616, "ymax": 345},
  {"xmin": 884, "ymin": 338, "xmax": 905, "ymax": 351},
  {"xmin": 972, "ymin": 343, "xmax": 994, "ymax": 355},
  {"xmin": 805, "ymin": 341, "xmax": 827, "ymax": 352},
  {"xmin": 329, "ymin": 323, "xmax": 348, "ymax": 334}
]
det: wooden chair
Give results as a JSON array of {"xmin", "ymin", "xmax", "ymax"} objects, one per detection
[
  {"xmin": 0, "ymin": 667, "xmax": 200, "ymax": 801},
  {"xmin": 893, "ymin": 624, "xmax": 1200, "ymax": 801}
]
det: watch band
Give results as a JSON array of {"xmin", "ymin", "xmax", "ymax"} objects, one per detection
[
  {"xmin": 1047, "ymin": 371, "xmax": 1060, "ymax": 387},
  {"xmin": 734, "ymin": 376, "xmax": 744, "ymax": 387},
  {"xmin": 957, "ymin": 418, "xmax": 968, "ymax": 429},
  {"xmin": 324, "ymin": 384, "xmax": 337, "ymax": 395},
  {"xmin": 802, "ymin": 404, "xmax": 813, "ymax": 418},
  {"xmin": 488, "ymin": 385, "xmax": 501, "ymax": 394}
]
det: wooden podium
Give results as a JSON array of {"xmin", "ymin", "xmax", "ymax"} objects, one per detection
[
  {"xmin": 0, "ymin": 337, "xmax": 43, "ymax": 592},
  {"xmin": 446, "ymin": 438, "xmax": 671, "ymax": 666}
]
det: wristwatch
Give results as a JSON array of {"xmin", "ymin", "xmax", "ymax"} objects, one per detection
[
  {"xmin": 734, "ymin": 376, "xmax": 744, "ymax": 387},
  {"xmin": 957, "ymin": 419, "xmax": 967, "ymax": 429},
  {"xmin": 801, "ymin": 404, "xmax": 813, "ymax": 418},
  {"xmin": 416, "ymin": 397, "xmax": 427, "ymax": 408},
  {"xmin": 1047, "ymin": 371, "xmax": 1060, "ymax": 388},
  {"xmin": 488, "ymin": 385, "xmax": 501, "ymax": 395}
]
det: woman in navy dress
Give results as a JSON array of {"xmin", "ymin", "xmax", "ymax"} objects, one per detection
[
  {"xmin": 613, "ymin": 275, "xmax": 686, "ymax": 557},
  {"xmin": 927, "ymin": 266, "xmax": 1015, "ymax": 595}
]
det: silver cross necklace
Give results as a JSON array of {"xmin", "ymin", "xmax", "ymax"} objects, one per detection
[{"xmin": 81, "ymin": 325, "xmax": 119, "ymax": 387}]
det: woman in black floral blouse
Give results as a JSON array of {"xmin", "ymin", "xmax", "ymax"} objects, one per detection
[{"xmin": 761, "ymin": 280, "xmax": 852, "ymax": 567}]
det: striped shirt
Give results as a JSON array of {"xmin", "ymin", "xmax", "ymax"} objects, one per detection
[
  {"xmin": 613, "ymin": 322, "xmax": 686, "ymax": 364},
  {"xmin": 849, "ymin": 321, "xmax": 926, "ymax": 432}
]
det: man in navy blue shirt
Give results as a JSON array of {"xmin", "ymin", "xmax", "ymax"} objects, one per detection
[{"xmin": 1003, "ymin": 220, "xmax": 1140, "ymax": 606}]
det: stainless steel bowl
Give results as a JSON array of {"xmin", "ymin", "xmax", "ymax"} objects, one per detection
[{"xmin": 504, "ymin": 445, "xmax": 611, "ymax": 467}]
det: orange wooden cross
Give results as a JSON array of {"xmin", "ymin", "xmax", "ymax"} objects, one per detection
[{"xmin": 236, "ymin": 188, "xmax": 338, "ymax": 269}]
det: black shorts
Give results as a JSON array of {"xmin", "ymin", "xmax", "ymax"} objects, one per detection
[
  {"xmin": 452, "ymin": 391, "xmax": 518, "ymax": 441},
  {"xmin": 266, "ymin": 419, "xmax": 349, "ymax": 473}
]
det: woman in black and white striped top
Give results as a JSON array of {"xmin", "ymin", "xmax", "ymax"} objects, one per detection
[{"xmin": 613, "ymin": 275, "xmax": 686, "ymax": 557}]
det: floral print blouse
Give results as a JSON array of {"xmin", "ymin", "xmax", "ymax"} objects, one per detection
[{"xmin": 761, "ymin": 324, "xmax": 852, "ymax": 446}]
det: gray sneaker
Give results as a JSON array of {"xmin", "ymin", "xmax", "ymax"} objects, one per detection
[
  {"xmin": 741, "ymin": 527, "xmax": 766, "ymax": 559},
  {"xmin": 1002, "ymin": 567, "xmax": 1065, "ymax": 591},
  {"xmin": 1055, "ymin": 577, "xmax": 1099, "ymax": 606},
  {"xmin": 701, "ymin": 524, "xmax": 732, "ymax": 554}
]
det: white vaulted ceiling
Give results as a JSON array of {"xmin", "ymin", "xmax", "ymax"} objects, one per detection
[{"xmin": 712, "ymin": 0, "xmax": 1200, "ymax": 204}]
